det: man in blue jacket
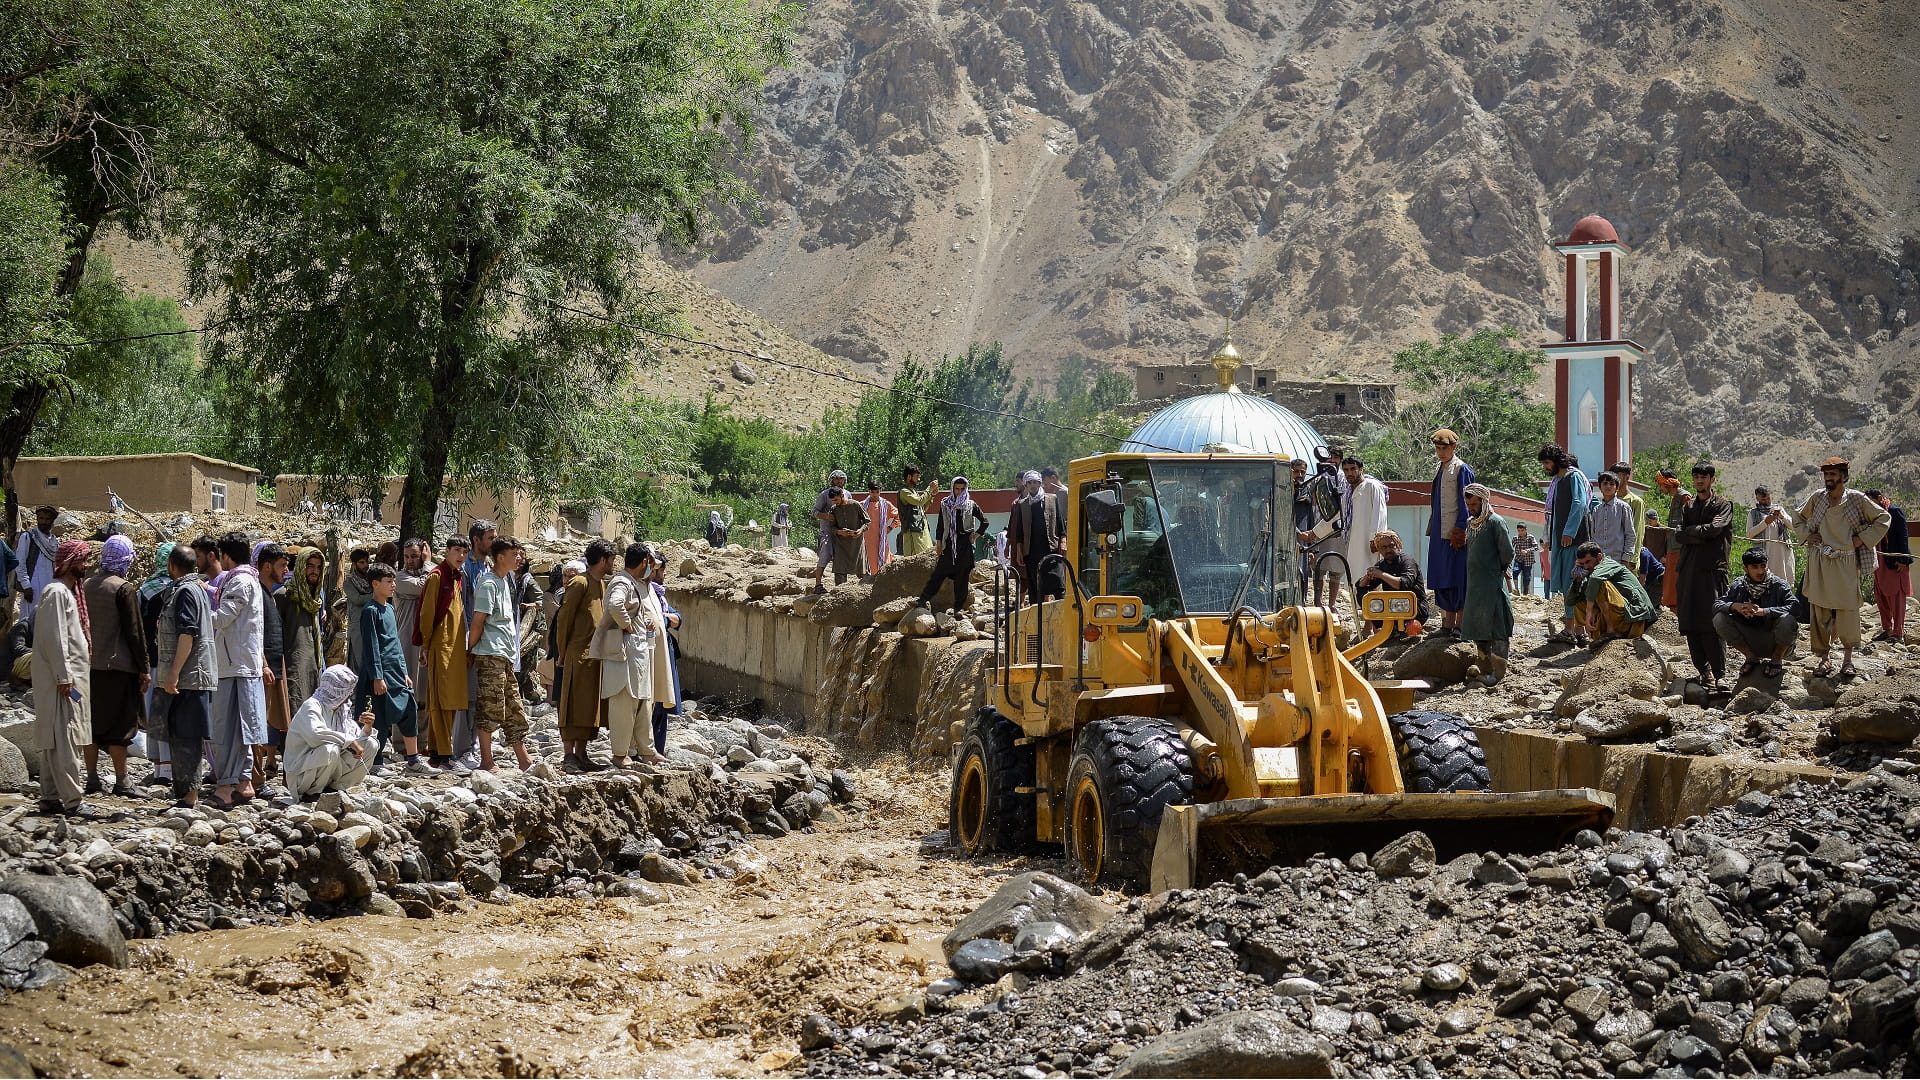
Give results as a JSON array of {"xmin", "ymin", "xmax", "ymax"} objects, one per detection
[{"xmin": 1713, "ymin": 548, "xmax": 1797, "ymax": 680}]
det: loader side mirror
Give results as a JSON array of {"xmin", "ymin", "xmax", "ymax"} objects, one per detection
[
  {"xmin": 1088, "ymin": 595, "xmax": 1145, "ymax": 627},
  {"xmin": 1361, "ymin": 590, "xmax": 1419, "ymax": 624},
  {"xmin": 1084, "ymin": 487, "xmax": 1126, "ymax": 536}
]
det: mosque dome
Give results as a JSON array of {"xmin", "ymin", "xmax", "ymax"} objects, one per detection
[
  {"xmin": 1122, "ymin": 328, "xmax": 1327, "ymax": 458},
  {"xmin": 1122, "ymin": 391, "xmax": 1328, "ymax": 458},
  {"xmin": 1566, "ymin": 214, "xmax": 1620, "ymax": 245}
]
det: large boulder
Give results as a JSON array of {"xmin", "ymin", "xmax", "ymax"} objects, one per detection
[
  {"xmin": 1392, "ymin": 636, "xmax": 1482, "ymax": 687},
  {"xmin": 1554, "ymin": 637, "xmax": 1670, "ymax": 718},
  {"xmin": 0, "ymin": 739, "xmax": 26, "ymax": 792},
  {"xmin": 1112, "ymin": 1011, "xmax": 1333, "ymax": 1078},
  {"xmin": 941, "ymin": 871, "xmax": 1115, "ymax": 962},
  {"xmin": 806, "ymin": 583, "xmax": 877, "ymax": 627},
  {"xmin": 868, "ymin": 550, "xmax": 964, "ymax": 611},
  {"xmin": 1828, "ymin": 670, "xmax": 1920, "ymax": 744},
  {"xmin": 0, "ymin": 721, "xmax": 35, "ymax": 780},
  {"xmin": 0, "ymin": 874, "xmax": 126, "ymax": 969}
]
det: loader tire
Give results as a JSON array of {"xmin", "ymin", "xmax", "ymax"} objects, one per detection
[
  {"xmin": 949, "ymin": 708, "xmax": 1036, "ymax": 855},
  {"xmin": 1064, "ymin": 716, "xmax": 1194, "ymax": 891},
  {"xmin": 1388, "ymin": 709, "xmax": 1492, "ymax": 793}
]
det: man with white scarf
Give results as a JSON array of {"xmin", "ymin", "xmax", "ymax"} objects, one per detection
[
  {"xmin": 285, "ymin": 665, "xmax": 378, "ymax": 800},
  {"xmin": 598, "ymin": 543, "xmax": 676, "ymax": 767}
]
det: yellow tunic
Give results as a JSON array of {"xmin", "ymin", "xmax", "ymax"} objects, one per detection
[
  {"xmin": 554, "ymin": 573, "xmax": 607, "ymax": 738},
  {"xmin": 896, "ymin": 482, "xmax": 938, "ymax": 557},
  {"xmin": 417, "ymin": 565, "xmax": 469, "ymax": 713}
]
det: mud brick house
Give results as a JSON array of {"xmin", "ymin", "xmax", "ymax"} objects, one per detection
[{"xmin": 14, "ymin": 454, "xmax": 261, "ymax": 514}]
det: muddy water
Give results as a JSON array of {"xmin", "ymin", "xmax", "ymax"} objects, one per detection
[{"xmin": 0, "ymin": 761, "xmax": 1051, "ymax": 1079}]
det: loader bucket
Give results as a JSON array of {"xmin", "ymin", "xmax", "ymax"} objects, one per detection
[{"xmin": 1147, "ymin": 788, "xmax": 1616, "ymax": 892}]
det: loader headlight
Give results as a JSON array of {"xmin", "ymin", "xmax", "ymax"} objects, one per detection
[{"xmin": 1088, "ymin": 596, "xmax": 1145, "ymax": 627}]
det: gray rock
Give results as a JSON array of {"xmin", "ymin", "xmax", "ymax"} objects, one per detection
[
  {"xmin": 1706, "ymin": 847, "xmax": 1751, "ymax": 886},
  {"xmin": 639, "ymin": 853, "xmax": 692, "ymax": 887},
  {"xmin": 1564, "ymin": 986, "xmax": 1610, "ymax": 1027},
  {"xmin": 1012, "ymin": 920, "xmax": 1077, "ymax": 953},
  {"xmin": 798, "ymin": 1013, "xmax": 842, "ymax": 1052},
  {"xmin": 1666, "ymin": 887, "xmax": 1732, "ymax": 968},
  {"xmin": 1422, "ymin": 963, "xmax": 1468, "ymax": 992},
  {"xmin": 1742, "ymin": 1004, "xmax": 1800, "ymax": 1065},
  {"xmin": 0, "ymin": 1044, "xmax": 29, "ymax": 1078},
  {"xmin": 0, "ymin": 723, "xmax": 36, "ymax": 780},
  {"xmin": 1831, "ymin": 929, "xmax": 1898, "ymax": 981},
  {"xmin": 1845, "ymin": 973, "xmax": 1917, "ymax": 1043},
  {"xmin": 1734, "ymin": 790, "xmax": 1774, "ymax": 815},
  {"xmin": 1778, "ymin": 976, "xmax": 1829, "ymax": 1017},
  {"xmin": 0, "ymin": 874, "xmax": 126, "ymax": 969},
  {"xmin": 949, "ymin": 938, "xmax": 1013, "ymax": 983},
  {"xmin": 941, "ymin": 871, "xmax": 1115, "ymax": 961},
  {"xmin": 1112, "ymin": 1010, "xmax": 1332, "ymax": 1078},
  {"xmin": 1435, "ymin": 1007, "xmax": 1482, "ymax": 1036},
  {"xmin": 0, "ymin": 739, "xmax": 26, "ymax": 792},
  {"xmin": 1309, "ymin": 1006, "xmax": 1351, "ymax": 1036},
  {"xmin": 1371, "ymin": 831, "xmax": 1435, "ymax": 878},
  {"xmin": 1592, "ymin": 1009, "xmax": 1654, "ymax": 1044}
]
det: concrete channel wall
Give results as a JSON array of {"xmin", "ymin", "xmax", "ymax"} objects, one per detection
[{"xmin": 669, "ymin": 591, "xmax": 1835, "ymax": 830}]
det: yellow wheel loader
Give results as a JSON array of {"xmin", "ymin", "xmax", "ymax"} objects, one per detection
[{"xmin": 948, "ymin": 452, "xmax": 1614, "ymax": 891}]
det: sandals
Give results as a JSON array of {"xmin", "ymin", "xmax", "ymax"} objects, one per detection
[
  {"xmin": 1738, "ymin": 659, "xmax": 1759, "ymax": 678},
  {"xmin": 1545, "ymin": 631, "xmax": 1577, "ymax": 645},
  {"xmin": 1811, "ymin": 658, "xmax": 1835, "ymax": 678},
  {"xmin": 1838, "ymin": 663, "xmax": 1859, "ymax": 681}
]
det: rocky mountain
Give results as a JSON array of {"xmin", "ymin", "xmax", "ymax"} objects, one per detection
[{"xmin": 679, "ymin": 0, "xmax": 1920, "ymax": 495}]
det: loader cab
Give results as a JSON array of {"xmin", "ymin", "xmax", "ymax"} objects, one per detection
[{"xmin": 1076, "ymin": 455, "xmax": 1299, "ymax": 618}]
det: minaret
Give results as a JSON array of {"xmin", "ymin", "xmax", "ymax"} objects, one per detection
[{"xmin": 1540, "ymin": 215, "xmax": 1645, "ymax": 469}]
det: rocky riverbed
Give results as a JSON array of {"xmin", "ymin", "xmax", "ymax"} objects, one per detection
[{"xmin": 807, "ymin": 762, "xmax": 1920, "ymax": 1078}]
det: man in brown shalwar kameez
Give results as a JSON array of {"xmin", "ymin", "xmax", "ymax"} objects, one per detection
[{"xmin": 555, "ymin": 539, "xmax": 616, "ymax": 773}]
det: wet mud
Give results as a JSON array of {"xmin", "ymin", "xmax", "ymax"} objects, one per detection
[{"xmin": 0, "ymin": 762, "xmax": 1039, "ymax": 1078}]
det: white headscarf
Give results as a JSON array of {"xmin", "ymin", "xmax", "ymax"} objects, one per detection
[
  {"xmin": 942, "ymin": 478, "xmax": 975, "ymax": 555},
  {"xmin": 313, "ymin": 664, "xmax": 359, "ymax": 724}
]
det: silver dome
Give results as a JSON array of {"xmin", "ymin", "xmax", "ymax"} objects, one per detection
[{"xmin": 1122, "ymin": 391, "xmax": 1327, "ymax": 459}]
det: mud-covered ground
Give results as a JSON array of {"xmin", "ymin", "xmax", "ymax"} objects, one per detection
[{"xmin": 0, "ymin": 761, "xmax": 1040, "ymax": 1078}]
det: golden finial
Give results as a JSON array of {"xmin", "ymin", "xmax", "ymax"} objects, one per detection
[{"xmin": 1210, "ymin": 320, "xmax": 1242, "ymax": 393}]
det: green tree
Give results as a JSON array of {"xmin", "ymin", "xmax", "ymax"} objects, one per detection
[
  {"xmin": 0, "ymin": 167, "xmax": 73, "ymax": 469},
  {"xmin": 0, "ymin": 0, "xmax": 182, "ymax": 530},
  {"xmin": 815, "ymin": 343, "xmax": 1027, "ymax": 489},
  {"xmin": 1359, "ymin": 327, "xmax": 1554, "ymax": 492},
  {"xmin": 155, "ymin": 0, "xmax": 796, "ymax": 539},
  {"xmin": 22, "ymin": 253, "xmax": 250, "ymax": 465}
]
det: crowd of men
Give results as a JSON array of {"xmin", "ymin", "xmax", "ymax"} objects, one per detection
[
  {"xmin": 7, "ymin": 512, "xmax": 687, "ymax": 818},
  {"xmin": 1375, "ymin": 437, "xmax": 1912, "ymax": 691}
]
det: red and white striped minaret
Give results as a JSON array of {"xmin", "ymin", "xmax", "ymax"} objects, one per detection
[{"xmin": 1540, "ymin": 215, "xmax": 1646, "ymax": 469}]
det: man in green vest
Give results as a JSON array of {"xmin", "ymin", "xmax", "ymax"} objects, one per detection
[
  {"xmin": 1567, "ymin": 541, "xmax": 1657, "ymax": 646},
  {"xmin": 895, "ymin": 463, "xmax": 937, "ymax": 557}
]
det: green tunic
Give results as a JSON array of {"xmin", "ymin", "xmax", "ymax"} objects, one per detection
[
  {"xmin": 896, "ymin": 482, "xmax": 937, "ymax": 557},
  {"xmin": 1459, "ymin": 512, "xmax": 1515, "ymax": 643},
  {"xmin": 1567, "ymin": 556, "xmax": 1656, "ymax": 626}
]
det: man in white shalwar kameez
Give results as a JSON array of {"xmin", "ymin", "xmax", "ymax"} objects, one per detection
[
  {"xmin": 1340, "ymin": 456, "xmax": 1390, "ymax": 595},
  {"xmin": 285, "ymin": 665, "xmax": 378, "ymax": 800}
]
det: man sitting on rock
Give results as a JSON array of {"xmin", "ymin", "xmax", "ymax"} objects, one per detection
[
  {"xmin": 1712, "ymin": 547, "xmax": 1797, "ymax": 680},
  {"xmin": 286, "ymin": 665, "xmax": 378, "ymax": 800},
  {"xmin": 1566, "ymin": 541, "xmax": 1656, "ymax": 646}
]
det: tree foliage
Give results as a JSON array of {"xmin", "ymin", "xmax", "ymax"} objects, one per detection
[
  {"xmin": 1358, "ymin": 327, "xmax": 1554, "ymax": 492},
  {"xmin": 149, "ymin": 0, "xmax": 796, "ymax": 538}
]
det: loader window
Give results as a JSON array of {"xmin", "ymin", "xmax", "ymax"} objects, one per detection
[
  {"xmin": 1150, "ymin": 460, "xmax": 1294, "ymax": 614},
  {"xmin": 1086, "ymin": 461, "xmax": 1182, "ymax": 619}
]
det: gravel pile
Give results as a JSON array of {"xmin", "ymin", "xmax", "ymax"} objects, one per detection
[{"xmin": 809, "ymin": 764, "xmax": 1920, "ymax": 1078}]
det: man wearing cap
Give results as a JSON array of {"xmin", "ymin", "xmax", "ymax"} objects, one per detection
[
  {"xmin": 1009, "ymin": 470, "xmax": 1065, "ymax": 604},
  {"xmin": 1673, "ymin": 462, "xmax": 1734, "ymax": 690},
  {"xmin": 896, "ymin": 465, "xmax": 937, "ymax": 557},
  {"xmin": 1792, "ymin": 457, "xmax": 1889, "ymax": 679},
  {"xmin": 13, "ymin": 505, "xmax": 62, "ymax": 626},
  {"xmin": 811, "ymin": 469, "xmax": 849, "ymax": 593},
  {"xmin": 1427, "ymin": 430, "xmax": 1475, "ymax": 637}
]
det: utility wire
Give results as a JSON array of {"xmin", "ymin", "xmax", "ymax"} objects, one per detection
[
  {"xmin": 0, "ymin": 302, "xmax": 342, "ymax": 354},
  {"xmin": 2, "ymin": 289, "xmax": 1185, "ymax": 454},
  {"xmin": 500, "ymin": 287, "xmax": 1182, "ymax": 454}
]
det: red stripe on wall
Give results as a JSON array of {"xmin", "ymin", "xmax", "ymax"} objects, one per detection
[
  {"xmin": 1555, "ymin": 356, "xmax": 1570, "ymax": 447},
  {"xmin": 1604, "ymin": 357, "xmax": 1620, "ymax": 465}
]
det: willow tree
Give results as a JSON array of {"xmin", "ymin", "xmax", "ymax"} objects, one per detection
[{"xmin": 159, "ymin": 0, "xmax": 795, "ymax": 539}]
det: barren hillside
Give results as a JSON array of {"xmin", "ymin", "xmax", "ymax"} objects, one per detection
[{"xmin": 681, "ymin": 0, "xmax": 1920, "ymax": 495}]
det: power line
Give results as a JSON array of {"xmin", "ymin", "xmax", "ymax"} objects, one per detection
[
  {"xmin": 0, "ymin": 303, "xmax": 340, "ymax": 353},
  {"xmin": 4, "ymin": 288, "xmax": 1180, "ymax": 454},
  {"xmin": 500, "ymin": 288, "xmax": 1181, "ymax": 454}
]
